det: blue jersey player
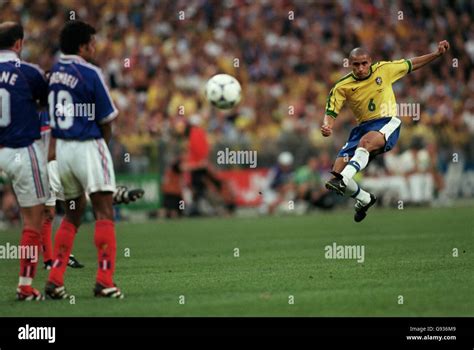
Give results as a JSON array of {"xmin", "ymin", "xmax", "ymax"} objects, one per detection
[
  {"xmin": 45, "ymin": 21, "xmax": 123, "ymax": 299},
  {"xmin": 38, "ymin": 110, "xmax": 143, "ymax": 272},
  {"xmin": 0, "ymin": 22, "xmax": 50, "ymax": 300}
]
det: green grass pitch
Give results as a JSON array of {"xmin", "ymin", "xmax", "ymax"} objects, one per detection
[{"xmin": 0, "ymin": 206, "xmax": 472, "ymax": 316}]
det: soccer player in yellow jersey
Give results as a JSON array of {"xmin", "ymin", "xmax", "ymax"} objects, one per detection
[{"xmin": 322, "ymin": 41, "xmax": 450, "ymax": 222}]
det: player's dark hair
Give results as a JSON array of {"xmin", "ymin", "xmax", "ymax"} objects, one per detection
[
  {"xmin": 0, "ymin": 22, "xmax": 24, "ymax": 50},
  {"xmin": 60, "ymin": 21, "xmax": 96, "ymax": 55}
]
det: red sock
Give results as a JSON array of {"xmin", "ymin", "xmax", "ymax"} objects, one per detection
[
  {"xmin": 48, "ymin": 219, "xmax": 77, "ymax": 286},
  {"xmin": 41, "ymin": 216, "xmax": 53, "ymax": 262},
  {"xmin": 94, "ymin": 219, "xmax": 116, "ymax": 287},
  {"xmin": 18, "ymin": 228, "xmax": 41, "ymax": 283}
]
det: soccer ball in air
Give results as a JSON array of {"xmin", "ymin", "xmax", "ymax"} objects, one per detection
[{"xmin": 205, "ymin": 74, "xmax": 241, "ymax": 109}]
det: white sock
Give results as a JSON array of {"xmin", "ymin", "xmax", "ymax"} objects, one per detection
[
  {"xmin": 343, "ymin": 177, "xmax": 371, "ymax": 205},
  {"xmin": 340, "ymin": 147, "xmax": 370, "ymax": 179},
  {"xmin": 19, "ymin": 277, "xmax": 32, "ymax": 286}
]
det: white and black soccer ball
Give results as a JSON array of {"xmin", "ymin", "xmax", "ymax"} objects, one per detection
[{"xmin": 205, "ymin": 74, "xmax": 241, "ymax": 110}]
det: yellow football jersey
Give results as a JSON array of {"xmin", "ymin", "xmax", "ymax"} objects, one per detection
[{"xmin": 325, "ymin": 59, "xmax": 412, "ymax": 124}]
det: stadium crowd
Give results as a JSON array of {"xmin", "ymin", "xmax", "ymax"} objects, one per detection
[{"xmin": 0, "ymin": 0, "xmax": 473, "ymax": 219}]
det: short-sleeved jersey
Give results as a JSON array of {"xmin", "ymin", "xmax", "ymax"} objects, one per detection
[
  {"xmin": 0, "ymin": 50, "xmax": 47, "ymax": 148},
  {"xmin": 325, "ymin": 59, "xmax": 412, "ymax": 124},
  {"xmin": 49, "ymin": 54, "xmax": 118, "ymax": 140}
]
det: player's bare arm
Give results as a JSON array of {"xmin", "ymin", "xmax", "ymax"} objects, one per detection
[
  {"xmin": 321, "ymin": 114, "xmax": 335, "ymax": 137},
  {"xmin": 410, "ymin": 40, "xmax": 450, "ymax": 71}
]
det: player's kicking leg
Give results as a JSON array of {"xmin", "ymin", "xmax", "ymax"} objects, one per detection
[{"xmin": 326, "ymin": 131, "xmax": 385, "ymax": 222}]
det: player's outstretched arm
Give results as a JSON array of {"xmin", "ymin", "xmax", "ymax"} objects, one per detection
[
  {"xmin": 410, "ymin": 40, "xmax": 449, "ymax": 72},
  {"xmin": 321, "ymin": 114, "xmax": 335, "ymax": 137}
]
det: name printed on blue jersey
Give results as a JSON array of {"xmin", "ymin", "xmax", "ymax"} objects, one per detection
[{"xmin": 48, "ymin": 54, "xmax": 118, "ymax": 141}]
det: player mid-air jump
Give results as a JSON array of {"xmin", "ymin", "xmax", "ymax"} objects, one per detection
[{"xmin": 322, "ymin": 41, "xmax": 449, "ymax": 222}]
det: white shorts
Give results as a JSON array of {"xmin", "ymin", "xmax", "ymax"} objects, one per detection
[
  {"xmin": 0, "ymin": 142, "xmax": 49, "ymax": 207},
  {"xmin": 56, "ymin": 138, "xmax": 116, "ymax": 200},
  {"xmin": 45, "ymin": 160, "xmax": 65, "ymax": 206},
  {"xmin": 35, "ymin": 132, "xmax": 66, "ymax": 206}
]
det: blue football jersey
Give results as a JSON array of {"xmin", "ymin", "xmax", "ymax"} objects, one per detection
[
  {"xmin": 49, "ymin": 54, "xmax": 118, "ymax": 140},
  {"xmin": 0, "ymin": 50, "xmax": 47, "ymax": 148}
]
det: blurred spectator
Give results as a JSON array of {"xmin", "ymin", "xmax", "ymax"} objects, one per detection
[
  {"xmin": 364, "ymin": 138, "xmax": 437, "ymax": 205},
  {"xmin": 260, "ymin": 151, "xmax": 295, "ymax": 214},
  {"xmin": 365, "ymin": 145, "xmax": 412, "ymax": 205},
  {"xmin": 202, "ymin": 167, "xmax": 237, "ymax": 217},
  {"xmin": 293, "ymin": 156, "xmax": 336, "ymax": 211},
  {"xmin": 160, "ymin": 159, "xmax": 184, "ymax": 218},
  {"xmin": 399, "ymin": 137, "xmax": 435, "ymax": 205},
  {"xmin": 181, "ymin": 117, "xmax": 223, "ymax": 215}
]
